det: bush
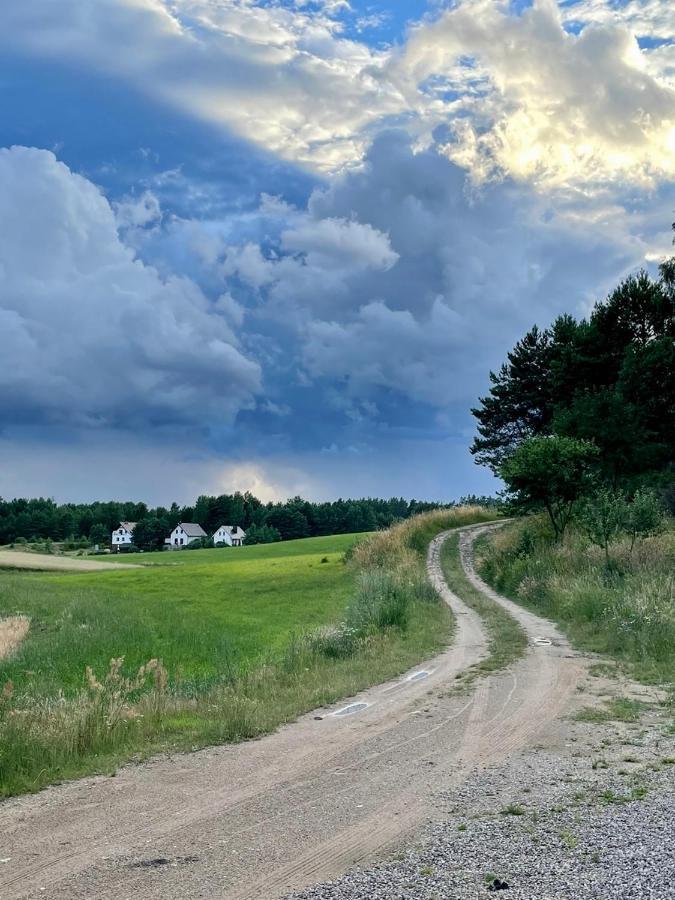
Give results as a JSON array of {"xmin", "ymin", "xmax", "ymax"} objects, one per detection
[
  {"xmin": 479, "ymin": 516, "xmax": 675, "ymax": 683},
  {"xmin": 243, "ymin": 524, "xmax": 282, "ymax": 545}
]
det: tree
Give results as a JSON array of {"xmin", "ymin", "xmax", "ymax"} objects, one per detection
[
  {"xmin": 89, "ymin": 523, "xmax": 109, "ymax": 547},
  {"xmin": 577, "ymin": 488, "xmax": 628, "ymax": 565},
  {"xmin": 243, "ymin": 524, "xmax": 282, "ymax": 545},
  {"xmin": 131, "ymin": 518, "xmax": 167, "ymax": 552},
  {"xmin": 626, "ymin": 488, "xmax": 665, "ymax": 551},
  {"xmin": 265, "ymin": 507, "xmax": 309, "ymax": 541},
  {"xmin": 472, "ymin": 256, "xmax": 675, "ymax": 486},
  {"xmin": 471, "ymin": 326, "xmax": 553, "ymax": 474},
  {"xmin": 553, "ymin": 389, "xmax": 650, "ymax": 486},
  {"xmin": 500, "ymin": 436, "xmax": 599, "ymax": 539}
]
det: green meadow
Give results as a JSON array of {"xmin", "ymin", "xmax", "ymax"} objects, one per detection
[{"xmin": 0, "ymin": 535, "xmax": 363, "ymax": 699}]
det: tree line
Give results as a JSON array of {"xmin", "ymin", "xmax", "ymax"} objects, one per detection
[
  {"xmin": 472, "ymin": 237, "xmax": 674, "ymax": 539},
  {"xmin": 0, "ymin": 493, "xmax": 499, "ymax": 548}
]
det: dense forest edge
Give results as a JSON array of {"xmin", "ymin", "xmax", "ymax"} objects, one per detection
[{"xmin": 0, "ymin": 494, "xmax": 499, "ymax": 550}]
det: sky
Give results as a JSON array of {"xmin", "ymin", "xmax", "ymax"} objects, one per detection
[{"xmin": 1, "ymin": 0, "xmax": 674, "ymax": 505}]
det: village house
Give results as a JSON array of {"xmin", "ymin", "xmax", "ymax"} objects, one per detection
[
  {"xmin": 111, "ymin": 522, "xmax": 136, "ymax": 550},
  {"xmin": 213, "ymin": 524, "xmax": 246, "ymax": 547},
  {"xmin": 168, "ymin": 522, "xmax": 207, "ymax": 548}
]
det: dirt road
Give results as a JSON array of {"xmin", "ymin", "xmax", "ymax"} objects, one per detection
[
  {"xmin": 0, "ymin": 550, "xmax": 140, "ymax": 571},
  {"xmin": 0, "ymin": 524, "xmax": 585, "ymax": 899}
]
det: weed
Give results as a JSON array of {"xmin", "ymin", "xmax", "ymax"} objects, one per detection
[
  {"xmin": 478, "ymin": 518, "xmax": 675, "ymax": 686},
  {"xmin": 500, "ymin": 803, "xmax": 526, "ymax": 816},
  {"xmin": 575, "ymin": 699, "xmax": 646, "ymax": 724},
  {"xmin": 560, "ymin": 829, "xmax": 578, "ymax": 850}
]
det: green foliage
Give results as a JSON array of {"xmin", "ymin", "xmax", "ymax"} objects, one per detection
[
  {"xmin": 479, "ymin": 518, "xmax": 675, "ymax": 684},
  {"xmin": 471, "ymin": 256, "xmax": 675, "ymax": 484},
  {"xmin": 131, "ymin": 517, "xmax": 168, "ymax": 552},
  {"xmin": 577, "ymin": 488, "xmax": 629, "ymax": 564},
  {"xmin": 0, "ymin": 492, "xmax": 477, "ymax": 546},
  {"xmin": 243, "ymin": 523, "xmax": 282, "ymax": 545},
  {"xmin": 88, "ymin": 523, "xmax": 109, "ymax": 547},
  {"xmin": 626, "ymin": 488, "xmax": 666, "ymax": 550},
  {"xmin": 500, "ymin": 436, "xmax": 599, "ymax": 539}
]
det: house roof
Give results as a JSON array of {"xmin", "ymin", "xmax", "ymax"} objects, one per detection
[
  {"xmin": 118, "ymin": 522, "xmax": 136, "ymax": 531},
  {"xmin": 214, "ymin": 524, "xmax": 246, "ymax": 535},
  {"xmin": 177, "ymin": 522, "xmax": 207, "ymax": 537}
]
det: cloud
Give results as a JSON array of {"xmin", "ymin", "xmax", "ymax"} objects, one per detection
[
  {"xmin": 6, "ymin": 0, "xmax": 673, "ymax": 189},
  {"xmin": 0, "ymin": 428, "xmax": 498, "ymax": 505},
  {"xmin": 398, "ymin": 0, "xmax": 675, "ymax": 187},
  {"xmin": 232, "ymin": 131, "xmax": 648, "ymax": 414},
  {"xmin": 3, "ymin": 0, "xmax": 406, "ymax": 173},
  {"xmin": 0, "ymin": 146, "xmax": 261, "ymax": 430}
]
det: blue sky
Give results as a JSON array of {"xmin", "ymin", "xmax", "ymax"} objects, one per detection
[{"xmin": 1, "ymin": 0, "xmax": 674, "ymax": 504}]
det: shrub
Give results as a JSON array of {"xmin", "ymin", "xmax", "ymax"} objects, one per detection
[{"xmin": 478, "ymin": 516, "xmax": 675, "ymax": 682}]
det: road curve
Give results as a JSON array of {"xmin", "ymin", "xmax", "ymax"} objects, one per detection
[{"xmin": 0, "ymin": 524, "xmax": 585, "ymax": 900}]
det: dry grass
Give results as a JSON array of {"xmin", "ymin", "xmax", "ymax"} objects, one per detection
[
  {"xmin": 0, "ymin": 616, "xmax": 30, "ymax": 661},
  {"xmin": 0, "ymin": 550, "xmax": 140, "ymax": 571},
  {"xmin": 351, "ymin": 506, "xmax": 494, "ymax": 570}
]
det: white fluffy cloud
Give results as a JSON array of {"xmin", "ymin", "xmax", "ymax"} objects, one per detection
[
  {"xmin": 5, "ymin": 1, "xmax": 674, "ymax": 188},
  {"xmin": 3, "ymin": 0, "xmax": 406, "ymax": 173},
  {"xmin": 0, "ymin": 147, "xmax": 261, "ymax": 429},
  {"xmin": 399, "ymin": 0, "xmax": 675, "ymax": 187}
]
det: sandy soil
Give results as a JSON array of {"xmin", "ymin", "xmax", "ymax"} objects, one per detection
[
  {"xmin": 0, "ymin": 524, "xmax": 587, "ymax": 900},
  {"xmin": 0, "ymin": 550, "xmax": 140, "ymax": 571},
  {"xmin": 0, "ymin": 616, "xmax": 30, "ymax": 661}
]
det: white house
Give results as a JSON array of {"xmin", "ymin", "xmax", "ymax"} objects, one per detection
[
  {"xmin": 168, "ymin": 522, "xmax": 207, "ymax": 548},
  {"xmin": 213, "ymin": 524, "xmax": 246, "ymax": 547},
  {"xmin": 112, "ymin": 522, "xmax": 136, "ymax": 549}
]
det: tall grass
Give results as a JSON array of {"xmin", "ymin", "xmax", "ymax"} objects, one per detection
[
  {"xmin": 0, "ymin": 507, "xmax": 495, "ymax": 797},
  {"xmin": 477, "ymin": 516, "xmax": 675, "ymax": 685}
]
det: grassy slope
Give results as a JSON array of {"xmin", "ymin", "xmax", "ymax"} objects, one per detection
[{"xmin": 477, "ymin": 518, "xmax": 675, "ymax": 686}]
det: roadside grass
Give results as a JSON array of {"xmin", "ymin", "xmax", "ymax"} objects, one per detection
[
  {"xmin": 0, "ymin": 508, "xmax": 493, "ymax": 797},
  {"xmin": 575, "ymin": 699, "xmax": 647, "ymax": 724},
  {"xmin": 440, "ymin": 533, "xmax": 527, "ymax": 680},
  {"xmin": 477, "ymin": 517, "xmax": 675, "ymax": 687}
]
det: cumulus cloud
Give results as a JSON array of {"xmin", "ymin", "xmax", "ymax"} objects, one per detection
[
  {"xmin": 5, "ymin": 0, "xmax": 674, "ymax": 189},
  {"xmin": 212, "ymin": 131, "xmax": 660, "ymax": 418},
  {"xmin": 3, "ymin": 0, "xmax": 406, "ymax": 173},
  {"xmin": 0, "ymin": 146, "xmax": 261, "ymax": 430},
  {"xmin": 399, "ymin": 0, "xmax": 675, "ymax": 187}
]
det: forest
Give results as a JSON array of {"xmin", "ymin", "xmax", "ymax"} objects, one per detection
[{"xmin": 0, "ymin": 493, "xmax": 497, "ymax": 547}]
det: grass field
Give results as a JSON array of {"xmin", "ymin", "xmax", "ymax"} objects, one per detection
[
  {"xmin": 0, "ymin": 535, "xmax": 363, "ymax": 700},
  {"xmin": 0, "ymin": 512, "xmax": 495, "ymax": 797}
]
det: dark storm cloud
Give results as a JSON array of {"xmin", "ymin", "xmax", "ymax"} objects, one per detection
[{"xmin": 0, "ymin": 147, "xmax": 261, "ymax": 431}]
